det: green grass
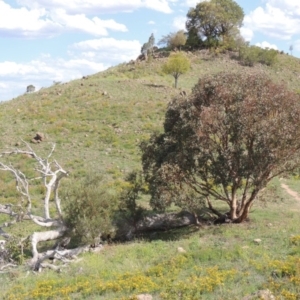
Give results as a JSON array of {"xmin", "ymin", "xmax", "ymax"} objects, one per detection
[
  {"xmin": 1, "ymin": 178, "xmax": 300, "ymax": 299},
  {"xmin": 1, "ymin": 50, "xmax": 299, "ymax": 182},
  {"xmin": 1, "ymin": 50, "xmax": 300, "ymax": 299}
]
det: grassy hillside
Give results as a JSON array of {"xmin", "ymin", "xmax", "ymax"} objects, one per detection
[
  {"xmin": 1, "ymin": 50, "xmax": 299, "ymax": 182},
  {"xmin": 1, "ymin": 50, "xmax": 300, "ymax": 299}
]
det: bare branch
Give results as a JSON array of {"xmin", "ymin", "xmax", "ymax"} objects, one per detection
[
  {"xmin": 0, "ymin": 164, "xmax": 32, "ymax": 212},
  {"xmin": 0, "ymin": 204, "xmax": 18, "ymax": 217},
  {"xmin": 33, "ymin": 246, "xmax": 91, "ymax": 272},
  {"xmin": 39, "ymin": 263, "xmax": 63, "ymax": 272},
  {"xmin": 0, "ymin": 141, "xmax": 86, "ymax": 272},
  {"xmin": 29, "ymin": 216, "xmax": 63, "ymax": 228},
  {"xmin": 0, "ymin": 263, "xmax": 17, "ymax": 271},
  {"xmin": 31, "ymin": 228, "xmax": 67, "ymax": 265},
  {"xmin": 0, "ymin": 227, "xmax": 10, "ymax": 239}
]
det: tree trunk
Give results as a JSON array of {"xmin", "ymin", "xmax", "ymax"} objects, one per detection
[
  {"xmin": 234, "ymin": 189, "xmax": 259, "ymax": 223},
  {"xmin": 43, "ymin": 186, "xmax": 52, "ymax": 219},
  {"xmin": 234, "ymin": 201, "xmax": 252, "ymax": 223},
  {"xmin": 230, "ymin": 195, "xmax": 237, "ymax": 220},
  {"xmin": 174, "ymin": 76, "xmax": 178, "ymax": 88},
  {"xmin": 115, "ymin": 211, "xmax": 198, "ymax": 240},
  {"xmin": 31, "ymin": 228, "xmax": 66, "ymax": 266}
]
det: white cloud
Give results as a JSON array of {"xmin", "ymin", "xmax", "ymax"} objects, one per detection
[
  {"xmin": 0, "ymin": 2, "xmax": 61, "ymax": 38},
  {"xmin": 240, "ymin": 27, "xmax": 253, "ymax": 41},
  {"xmin": 148, "ymin": 21, "xmax": 156, "ymax": 25},
  {"xmin": 172, "ymin": 16, "xmax": 186, "ymax": 31},
  {"xmin": 0, "ymin": 1, "xmax": 127, "ymax": 38},
  {"xmin": 0, "ymin": 61, "xmax": 38, "ymax": 77},
  {"xmin": 0, "ymin": 37, "xmax": 141, "ymax": 101},
  {"xmin": 17, "ymin": 0, "xmax": 142, "ymax": 13},
  {"xmin": 292, "ymin": 39, "xmax": 300, "ymax": 52},
  {"xmin": 72, "ymin": 38, "xmax": 141, "ymax": 63},
  {"xmin": 0, "ymin": 56, "xmax": 107, "ymax": 100},
  {"xmin": 265, "ymin": 0, "xmax": 300, "ymax": 15},
  {"xmin": 17, "ymin": 0, "xmax": 174, "ymax": 14},
  {"xmin": 243, "ymin": 1, "xmax": 300, "ymax": 40},
  {"xmin": 0, "ymin": 57, "xmax": 105, "ymax": 81},
  {"xmin": 256, "ymin": 41, "xmax": 278, "ymax": 50},
  {"xmin": 143, "ymin": 0, "xmax": 173, "ymax": 13},
  {"xmin": 0, "ymin": 80, "xmax": 28, "ymax": 101},
  {"xmin": 51, "ymin": 9, "xmax": 127, "ymax": 36},
  {"xmin": 184, "ymin": 0, "xmax": 207, "ymax": 7}
]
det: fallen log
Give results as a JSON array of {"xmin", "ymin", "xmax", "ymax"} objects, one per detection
[{"xmin": 115, "ymin": 211, "xmax": 199, "ymax": 240}]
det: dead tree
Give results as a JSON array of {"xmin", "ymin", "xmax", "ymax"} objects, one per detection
[{"xmin": 0, "ymin": 141, "xmax": 96, "ymax": 272}]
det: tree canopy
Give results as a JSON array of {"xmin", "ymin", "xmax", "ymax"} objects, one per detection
[
  {"xmin": 161, "ymin": 52, "xmax": 190, "ymax": 88},
  {"xmin": 186, "ymin": 0, "xmax": 244, "ymax": 48},
  {"xmin": 141, "ymin": 72, "xmax": 300, "ymax": 223},
  {"xmin": 159, "ymin": 30, "xmax": 187, "ymax": 50}
]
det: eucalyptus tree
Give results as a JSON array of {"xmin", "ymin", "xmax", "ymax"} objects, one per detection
[
  {"xmin": 186, "ymin": 0, "xmax": 244, "ymax": 48},
  {"xmin": 141, "ymin": 72, "xmax": 300, "ymax": 223}
]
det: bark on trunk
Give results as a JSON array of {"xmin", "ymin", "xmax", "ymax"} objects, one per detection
[
  {"xmin": 31, "ymin": 228, "xmax": 66, "ymax": 266},
  {"xmin": 174, "ymin": 76, "xmax": 178, "ymax": 88},
  {"xmin": 230, "ymin": 195, "xmax": 237, "ymax": 220},
  {"xmin": 115, "ymin": 211, "xmax": 198, "ymax": 240},
  {"xmin": 234, "ymin": 201, "xmax": 252, "ymax": 223}
]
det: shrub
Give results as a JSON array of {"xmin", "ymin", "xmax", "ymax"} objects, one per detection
[
  {"xmin": 239, "ymin": 45, "xmax": 278, "ymax": 66},
  {"xmin": 116, "ymin": 171, "xmax": 147, "ymax": 235},
  {"xmin": 158, "ymin": 30, "xmax": 187, "ymax": 50},
  {"xmin": 63, "ymin": 174, "xmax": 119, "ymax": 245}
]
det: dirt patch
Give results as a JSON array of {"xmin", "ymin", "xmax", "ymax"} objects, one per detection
[{"xmin": 281, "ymin": 183, "xmax": 300, "ymax": 203}]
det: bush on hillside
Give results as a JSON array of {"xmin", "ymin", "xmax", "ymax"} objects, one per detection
[
  {"xmin": 63, "ymin": 174, "xmax": 119, "ymax": 245},
  {"xmin": 116, "ymin": 171, "xmax": 147, "ymax": 231},
  {"xmin": 158, "ymin": 30, "xmax": 187, "ymax": 51},
  {"xmin": 239, "ymin": 45, "xmax": 278, "ymax": 66}
]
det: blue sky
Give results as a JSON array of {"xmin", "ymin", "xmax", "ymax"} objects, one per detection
[{"xmin": 1, "ymin": 0, "xmax": 300, "ymax": 101}]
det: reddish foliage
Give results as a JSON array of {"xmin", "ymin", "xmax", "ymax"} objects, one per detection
[{"xmin": 141, "ymin": 72, "xmax": 300, "ymax": 223}]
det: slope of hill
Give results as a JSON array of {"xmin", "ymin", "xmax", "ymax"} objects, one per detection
[
  {"xmin": 2, "ymin": 50, "xmax": 300, "ymax": 299},
  {"xmin": 1, "ymin": 50, "xmax": 299, "ymax": 181}
]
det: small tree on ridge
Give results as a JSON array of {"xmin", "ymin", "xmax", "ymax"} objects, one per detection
[
  {"xmin": 162, "ymin": 52, "xmax": 190, "ymax": 88},
  {"xmin": 159, "ymin": 30, "xmax": 187, "ymax": 50}
]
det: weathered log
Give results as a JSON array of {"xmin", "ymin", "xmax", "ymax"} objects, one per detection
[
  {"xmin": 32, "ymin": 245, "xmax": 103, "ymax": 272},
  {"xmin": 31, "ymin": 228, "xmax": 67, "ymax": 266},
  {"xmin": 115, "ymin": 211, "xmax": 198, "ymax": 240},
  {"xmin": 136, "ymin": 211, "xmax": 197, "ymax": 231}
]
